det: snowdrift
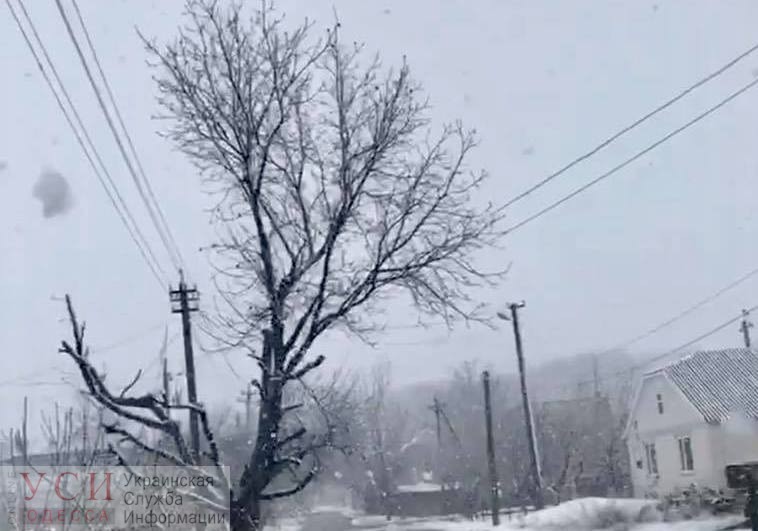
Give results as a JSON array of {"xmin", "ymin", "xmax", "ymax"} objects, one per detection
[
  {"xmin": 266, "ymin": 497, "xmax": 744, "ymax": 530},
  {"xmin": 520, "ymin": 497, "xmax": 658, "ymax": 529}
]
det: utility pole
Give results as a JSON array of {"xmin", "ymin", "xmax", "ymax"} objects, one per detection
[
  {"xmin": 169, "ymin": 269, "xmax": 200, "ymax": 459},
  {"xmin": 430, "ymin": 397, "xmax": 443, "ymax": 450},
  {"xmin": 22, "ymin": 396, "xmax": 28, "ymax": 465},
  {"xmin": 741, "ymin": 309, "xmax": 754, "ymax": 349},
  {"xmin": 504, "ymin": 301, "xmax": 544, "ymax": 510},
  {"xmin": 482, "ymin": 371, "xmax": 500, "ymax": 526},
  {"xmin": 161, "ymin": 358, "xmax": 174, "ymax": 449},
  {"xmin": 429, "ymin": 397, "xmax": 444, "ymax": 485},
  {"xmin": 592, "ymin": 354, "xmax": 600, "ymax": 398},
  {"xmin": 162, "ymin": 357, "xmax": 171, "ymax": 419},
  {"xmin": 237, "ymin": 384, "xmax": 253, "ymax": 431}
]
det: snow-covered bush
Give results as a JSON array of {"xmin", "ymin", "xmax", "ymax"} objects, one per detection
[
  {"xmin": 519, "ymin": 498, "xmax": 659, "ymax": 529},
  {"xmin": 661, "ymin": 484, "xmax": 736, "ymax": 521}
]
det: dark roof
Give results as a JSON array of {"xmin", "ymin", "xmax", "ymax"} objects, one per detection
[
  {"xmin": 0, "ymin": 451, "xmax": 119, "ymax": 466},
  {"xmin": 662, "ymin": 348, "xmax": 758, "ymax": 423}
]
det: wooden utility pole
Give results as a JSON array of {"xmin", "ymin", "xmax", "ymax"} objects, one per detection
[
  {"xmin": 482, "ymin": 371, "xmax": 500, "ymax": 526},
  {"xmin": 741, "ymin": 309, "xmax": 754, "ymax": 349},
  {"xmin": 429, "ymin": 397, "xmax": 444, "ymax": 485},
  {"xmin": 22, "ymin": 396, "xmax": 28, "ymax": 465},
  {"xmin": 169, "ymin": 270, "xmax": 200, "ymax": 458},
  {"xmin": 162, "ymin": 357, "xmax": 171, "ymax": 419},
  {"xmin": 430, "ymin": 397, "xmax": 443, "ymax": 450},
  {"xmin": 238, "ymin": 384, "xmax": 253, "ymax": 431},
  {"xmin": 592, "ymin": 354, "xmax": 600, "ymax": 398},
  {"xmin": 21, "ymin": 396, "xmax": 28, "ymax": 531},
  {"xmin": 507, "ymin": 301, "xmax": 544, "ymax": 510}
]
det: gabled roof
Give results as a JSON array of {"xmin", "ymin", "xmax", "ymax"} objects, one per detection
[{"xmin": 661, "ymin": 348, "xmax": 758, "ymax": 423}]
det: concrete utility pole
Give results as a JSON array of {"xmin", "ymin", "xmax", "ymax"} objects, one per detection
[
  {"xmin": 482, "ymin": 371, "xmax": 500, "ymax": 526},
  {"xmin": 169, "ymin": 269, "xmax": 200, "ymax": 459},
  {"xmin": 502, "ymin": 301, "xmax": 544, "ymax": 510},
  {"xmin": 741, "ymin": 309, "xmax": 754, "ymax": 349}
]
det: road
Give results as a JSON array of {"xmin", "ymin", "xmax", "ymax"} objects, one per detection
[
  {"xmin": 272, "ymin": 511, "xmax": 744, "ymax": 531},
  {"xmin": 298, "ymin": 511, "xmax": 354, "ymax": 530},
  {"xmin": 290, "ymin": 511, "xmax": 449, "ymax": 531}
]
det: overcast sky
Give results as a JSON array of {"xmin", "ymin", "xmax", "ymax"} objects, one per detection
[{"xmin": 2, "ymin": 0, "xmax": 758, "ymax": 440}]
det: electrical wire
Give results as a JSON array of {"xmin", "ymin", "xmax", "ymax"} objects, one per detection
[
  {"xmin": 7, "ymin": 0, "xmax": 167, "ymax": 288},
  {"xmin": 90, "ymin": 321, "xmax": 171, "ymax": 354},
  {"xmin": 504, "ymin": 76, "xmax": 758, "ymax": 235},
  {"xmin": 640, "ymin": 304, "xmax": 758, "ymax": 370},
  {"xmin": 569, "ymin": 305, "xmax": 758, "ymax": 394},
  {"xmin": 598, "ymin": 264, "xmax": 758, "ymax": 358},
  {"xmin": 141, "ymin": 333, "xmax": 181, "ymax": 377},
  {"xmin": 55, "ymin": 0, "xmax": 183, "ymax": 273},
  {"xmin": 502, "ymin": 41, "xmax": 758, "ymax": 210},
  {"xmin": 70, "ymin": 0, "xmax": 186, "ymax": 270}
]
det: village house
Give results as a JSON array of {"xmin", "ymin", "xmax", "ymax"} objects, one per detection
[{"xmin": 625, "ymin": 348, "xmax": 758, "ymax": 497}]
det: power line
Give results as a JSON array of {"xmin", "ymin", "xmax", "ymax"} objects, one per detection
[
  {"xmin": 141, "ymin": 333, "xmax": 181, "ymax": 377},
  {"xmin": 193, "ymin": 336, "xmax": 242, "ymax": 381},
  {"xmin": 69, "ymin": 0, "xmax": 185, "ymax": 270},
  {"xmin": 504, "ymin": 76, "xmax": 758, "ymax": 235},
  {"xmin": 55, "ymin": 0, "xmax": 182, "ymax": 273},
  {"xmin": 381, "ymin": 321, "xmax": 451, "ymax": 331},
  {"xmin": 570, "ymin": 265, "xmax": 758, "ymax": 389},
  {"xmin": 501, "ymin": 41, "xmax": 758, "ymax": 210},
  {"xmin": 569, "ymin": 303, "xmax": 758, "ymax": 395},
  {"xmin": 0, "ymin": 366, "xmax": 71, "ymax": 387},
  {"xmin": 90, "ymin": 321, "xmax": 171, "ymax": 353},
  {"xmin": 640, "ymin": 303, "xmax": 758, "ymax": 370},
  {"xmin": 602, "ymin": 263, "xmax": 758, "ymax": 356},
  {"xmin": 586, "ymin": 306, "xmax": 756, "ymax": 386},
  {"xmin": 0, "ymin": 381, "xmax": 70, "ymax": 388},
  {"xmin": 7, "ymin": 0, "xmax": 167, "ymax": 288}
]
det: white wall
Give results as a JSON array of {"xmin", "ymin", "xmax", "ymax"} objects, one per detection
[
  {"xmin": 626, "ymin": 374, "xmax": 719, "ymax": 497},
  {"xmin": 709, "ymin": 416, "xmax": 758, "ymax": 474},
  {"xmin": 627, "ymin": 374, "xmax": 758, "ymax": 497}
]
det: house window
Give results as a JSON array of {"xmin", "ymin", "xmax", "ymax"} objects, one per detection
[
  {"xmin": 656, "ymin": 393, "xmax": 664, "ymax": 414},
  {"xmin": 678, "ymin": 436, "xmax": 694, "ymax": 471},
  {"xmin": 644, "ymin": 442, "xmax": 658, "ymax": 475}
]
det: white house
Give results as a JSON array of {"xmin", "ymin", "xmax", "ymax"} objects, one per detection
[{"xmin": 625, "ymin": 348, "xmax": 758, "ymax": 497}]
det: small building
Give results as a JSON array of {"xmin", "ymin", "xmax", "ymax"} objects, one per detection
[
  {"xmin": 0, "ymin": 449, "xmax": 118, "ymax": 467},
  {"xmin": 388, "ymin": 481, "xmax": 462, "ymax": 517},
  {"xmin": 625, "ymin": 348, "xmax": 758, "ymax": 497}
]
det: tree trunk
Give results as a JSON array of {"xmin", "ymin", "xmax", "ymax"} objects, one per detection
[
  {"xmin": 230, "ymin": 496, "xmax": 261, "ymax": 531},
  {"xmin": 234, "ymin": 332, "xmax": 284, "ymax": 531}
]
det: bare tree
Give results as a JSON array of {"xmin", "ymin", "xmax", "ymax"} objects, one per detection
[
  {"xmin": 58, "ymin": 298, "xmax": 233, "ymax": 519},
  {"xmin": 58, "ymin": 296, "xmax": 368, "ymax": 530},
  {"xmin": 600, "ymin": 375, "xmax": 635, "ymax": 496},
  {"xmin": 356, "ymin": 364, "xmax": 407, "ymax": 518},
  {"xmin": 264, "ymin": 370, "xmax": 361, "ymax": 518},
  {"xmin": 58, "ymin": 1, "xmax": 502, "ymax": 529}
]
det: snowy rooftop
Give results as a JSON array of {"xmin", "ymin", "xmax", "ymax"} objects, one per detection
[
  {"xmin": 660, "ymin": 348, "xmax": 758, "ymax": 423},
  {"xmin": 395, "ymin": 481, "xmax": 443, "ymax": 493}
]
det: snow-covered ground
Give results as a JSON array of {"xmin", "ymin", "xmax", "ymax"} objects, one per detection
[{"xmin": 264, "ymin": 498, "xmax": 746, "ymax": 530}]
